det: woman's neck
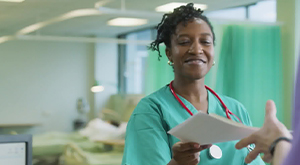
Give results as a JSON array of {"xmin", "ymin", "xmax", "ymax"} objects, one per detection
[{"xmin": 172, "ymin": 77, "xmax": 208, "ymax": 113}]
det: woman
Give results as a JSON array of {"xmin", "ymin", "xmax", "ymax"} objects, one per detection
[{"xmin": 122, "ymin": 3, "xmax": 264, "ymax": 165}]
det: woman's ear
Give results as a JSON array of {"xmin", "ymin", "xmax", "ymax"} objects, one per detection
[{"xmin": 165, "ymin": 47, "xmax": 172, "ymax": 62}]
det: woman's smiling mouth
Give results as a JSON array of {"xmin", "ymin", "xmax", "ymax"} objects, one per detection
[{"xmin": 185, "ymin": 59, "xmax": 207, "ymax": 65}]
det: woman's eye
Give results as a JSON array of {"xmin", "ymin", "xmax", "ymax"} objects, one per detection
[
  {"xmin": 178, "ymin": 41, "xmax": 190, "ymax": 45},
  {"xmin": 201, "ymin": 40, "xmax": 211, "ymax": 45}
]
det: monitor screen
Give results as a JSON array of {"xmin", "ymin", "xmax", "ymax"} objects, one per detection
[
  {"xmin": 0, "ymin": 134, "xmax": 32, "ymax": 165},
  {"xmin": 0, "ymin": 142, "xmax": 26, "ymax": 165}
]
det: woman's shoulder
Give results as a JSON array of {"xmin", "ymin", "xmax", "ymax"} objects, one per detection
[
  {"xmin": 132, "ymin": 85, "xmax": 170, "ymax": 115},
  {"xmin": 140, "ymin": 85, "xmax": 170, "ymax": 103}
]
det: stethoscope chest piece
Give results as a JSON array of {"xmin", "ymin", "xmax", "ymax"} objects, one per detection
[{"xmin": 209, "ymin": 145, "xmax": 222, "ymax": 159}]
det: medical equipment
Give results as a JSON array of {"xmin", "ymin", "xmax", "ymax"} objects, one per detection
[
  {"xmin": 74, "ymin": 98, "xmax": 90, "ymax": 130},
  {"xmin": 208, "ymin": 145, "xmax": 222, "ymax": 159},
  {"xmin": 169, "ymin": 81, "xmax": 242, "ymax": 122},
  {"xmin": 0, "ymin": 134, "xmax": 32, "ymax": 165}
]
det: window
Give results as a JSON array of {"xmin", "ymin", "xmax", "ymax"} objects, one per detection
[
  {"xmin": 118, "ymin": 29, "xmax": 155, "ymax": 94},
  {"xmin": 249, "ymin": 0, "xmax": 276, "ymax": 22},
  {"xmin": 205, "ymin": 0, "xmax": 276, "ymax": 22},
  {"xmin": 206, "ymin": 7, "xmax": 247, "ymax": 20}
]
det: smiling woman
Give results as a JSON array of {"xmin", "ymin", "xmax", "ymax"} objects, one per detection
[
  {"xmin": 166, "ymin": 18, "xmax": 215, "ymax": 85},
  {"xmin": 121, "ymin": 3, "xmax": 265, "ymax": 165}
]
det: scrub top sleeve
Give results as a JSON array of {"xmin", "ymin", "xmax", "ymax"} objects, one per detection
[{"xmin": 122, "ymin": 113, "xmax": 171, "ymax": 165}]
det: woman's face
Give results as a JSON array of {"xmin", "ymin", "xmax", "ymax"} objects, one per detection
[{"xmin": 166, "ymin": 18, "xmax": 214, "ymax": 80}]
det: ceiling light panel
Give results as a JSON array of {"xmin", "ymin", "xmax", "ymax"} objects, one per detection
[
  {"xmin": 0, "ymin": 0, "xmax": 24, "ymax": 2},
  {"xmin": 107, "ymin": 17, "xmax": 148, "ymax": 27},
  {"xmin": 155, "ymin": 2, "xmax": 207, "ymax": 13}
]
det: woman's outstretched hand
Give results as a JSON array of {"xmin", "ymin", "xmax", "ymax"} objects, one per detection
[{"xmin": 235, "ymin": 100, "xmax": 292, "ymax": 164}]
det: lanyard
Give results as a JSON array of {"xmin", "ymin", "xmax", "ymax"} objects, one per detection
[{"xmin": 169, "ymin": 81, "xmax": 242, "ymax": 123}]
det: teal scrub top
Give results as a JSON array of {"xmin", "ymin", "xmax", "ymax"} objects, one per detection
[{"xmin": 122, "ymin": 85, "xmax": 265, "ymax": 165}]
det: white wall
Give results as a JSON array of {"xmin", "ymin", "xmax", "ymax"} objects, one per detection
[
  {"xmin": 94, "ymin": 43, "xmax": 118, "ymax": 117},
  {"xmin": 0, "ymin": 40, "xmax": 95, "ymax": 134}
]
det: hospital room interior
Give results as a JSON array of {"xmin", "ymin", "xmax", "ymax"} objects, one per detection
[{"xmin": 0, "ymin": 0, "xmax": 299, "ymax": 164}]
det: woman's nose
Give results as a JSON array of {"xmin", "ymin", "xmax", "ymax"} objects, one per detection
[{"xmin": 188, "ymin": 43, "xmax": 203, "ymax": 54}]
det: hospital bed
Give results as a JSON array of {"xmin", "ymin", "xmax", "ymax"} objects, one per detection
[
  {"xmin": 32, "ymin": 132, "xmax": 105, "ymax": 165},
  {"xmin": 32, "ymin": 94, "xmax": 144, "ymax": 165},
  {"xmin": 60, "ymin": 141, "xmax": 123, "ymax": 165}
]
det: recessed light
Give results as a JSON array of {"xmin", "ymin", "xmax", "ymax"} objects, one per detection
[
  {"xmin": 155, "ymin": 2, "xmax": 207, "ymax": 13},
  {"xmin": 0, "ymin": 36, "xmax": 14, "ymax": 44},
  {"xmin": 16, "ymin": 9, "xmax": 101, "ymax": 35},
  {"xmin": 91, "ymin": 85, "xmax": 105, "ymax": 93},
  {"xmin": 0, "ymin": 0, "xmax": 24, "ymax": 2},
  {"xmin": 107, "ymin": 17, "xmax": 148, "ymax": 27}
]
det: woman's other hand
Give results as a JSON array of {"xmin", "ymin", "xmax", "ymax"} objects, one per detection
[
  {"xmin": 170, "ymin": 142, "xmax": 211, "ymax": 165},
  {"xmin": 235, "ymin": 100, "xmax": 292, "ymax": 164}
]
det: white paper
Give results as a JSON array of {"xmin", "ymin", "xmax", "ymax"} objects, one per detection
[{"xmin": 168, "ymin": 112, "xmax": 259, "ymax": 145}]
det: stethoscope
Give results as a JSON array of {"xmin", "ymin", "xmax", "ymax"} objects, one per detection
[{"xmin": 169, "ymin": 81, "xmax": 254, "ymax": 160}]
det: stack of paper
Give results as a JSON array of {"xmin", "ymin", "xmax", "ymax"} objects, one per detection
[{"xmin": 168, "ymin": 112, "xmax": 259, "ymax": 145}]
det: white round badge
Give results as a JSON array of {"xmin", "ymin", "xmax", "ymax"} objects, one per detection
[{"xmin": 209, "ymin": 145, "xmax": 222, "ymax": 159}]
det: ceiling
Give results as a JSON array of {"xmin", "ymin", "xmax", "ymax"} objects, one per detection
[{"xmin": 0, "ymin": 0, "xmax": 263, "ymax": 38}]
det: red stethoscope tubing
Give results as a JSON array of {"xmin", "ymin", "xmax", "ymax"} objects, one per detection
[{"xmin": 169, "ymin": 81, "xmax": 242, "ymax": 123}]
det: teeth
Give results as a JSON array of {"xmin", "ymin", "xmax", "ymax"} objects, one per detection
[
  {"xmin": 187, "ymin": 60, "xmax": 203, "ymax": 64},
  {"xmin": 189, "ymin": 60, "xmax": 200, "ymax": 62},
  {"xmin": 186, "ymin": 59, "xmax": 206, "ymax": 63}
]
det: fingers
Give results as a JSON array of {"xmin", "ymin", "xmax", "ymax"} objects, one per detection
[
  {"xmin": 188, "ymin": 156, "xmax": 200, "ymax": 165},
  {"xmin": 235, "ymin": 135, "xmax": 256, "ymax": 150},
  {"xmin": 265, "ymin": 100, "xmax": 277, "ymax": 121},
  {"xmin": 190, "ymin": 144, "xmax": 212, "ymax": 153},
  {"xmin": 188, "ymin": 147, "xmax": 206, "ymax": 153},
  {"xmin": 187, "ymin": 152, "xmax": 200, "ymax": 165},
  {"xmin": 201, "ymin": 144, "xmax": 212, "ymax": 150},
  {"xmin": 172, "ymin": 142, "xmax": 200, "ymax": 152},
  {"xmin": 173, "ymin": 150, "xmax": 200, "ymax": 164},
  {"xmin": 172, "ymin": 142, "xmax": 204, "ymax": 165},
  {"xmin": 245, "ymin": 148, "xmax": 261, "ymax": 164}
]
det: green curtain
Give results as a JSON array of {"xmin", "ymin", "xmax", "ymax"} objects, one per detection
[
  {"xmin": 145, "ymin": 24, "xmax": 283, "ymax": 127},
  {"xmin": 216, "ymin": 25, "xmax": 283, "ymax": 127},
  {"xmin": 145, "ymin": 46, "xmax": 174, "ymax": 95}
]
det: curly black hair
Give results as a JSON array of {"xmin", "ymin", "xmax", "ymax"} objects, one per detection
[{"xmin": 149, "ymin": 3, "xmax": 215, "ymax": 60}]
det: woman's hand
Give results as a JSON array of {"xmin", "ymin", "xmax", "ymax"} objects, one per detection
[
  {"xmin": 170, "ymin": 142, "xmax": 211, "ymax": 165},
  {"xmin": 235, "ymin": 100, "xmax": 292, "ymax": 164}
]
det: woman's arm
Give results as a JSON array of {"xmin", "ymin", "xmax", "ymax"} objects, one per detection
[{"xmin": 272, "ymin": 141, "xmax": 292, "ymax": 165}]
